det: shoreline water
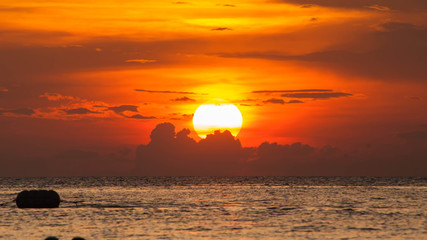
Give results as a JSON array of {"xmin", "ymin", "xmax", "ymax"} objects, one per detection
[{"xmin": 1, "ymin": 177, "xmax": 425, "ymax": 239}]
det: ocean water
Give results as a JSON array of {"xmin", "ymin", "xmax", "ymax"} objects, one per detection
[{"xmin": 0, "ymin": 177, "xmax": 425, "ymax": 239}]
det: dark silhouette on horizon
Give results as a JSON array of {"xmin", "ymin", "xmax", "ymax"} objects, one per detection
[{"xmin": 135, "ymin": 122, "xmax": 427, "ymax": 176}]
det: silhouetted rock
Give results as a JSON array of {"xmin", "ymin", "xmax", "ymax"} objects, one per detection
[
  {"xmin": 45, "ymin": 237, "xmax": 59, "ymax": 240},
  {"xmin": 16, "ymin": 190, "xmax": 60, "ymax": 208},
  {"xmin": 72, "ymin": 237, "xmax": 85, "ymax": 240}
]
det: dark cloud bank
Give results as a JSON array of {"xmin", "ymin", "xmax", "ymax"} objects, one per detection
[
  {"xmin": 135, "ymin": 123, "xmax": 426, "ymax": 176},
  {"xmin": 1, "ymin": 122, "xmax": 425, "ymax": 177},
  {"xmin": 218, "ymin": 22, "xmax": 427, "ymax": 81},
  {"xmin": 0, "ymin": 108, "xmax": 35, "ymax": 116}
]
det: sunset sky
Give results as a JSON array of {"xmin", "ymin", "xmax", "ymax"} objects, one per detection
[{"xmin": 1, "ymin": 0, "xmax": 426, "ymax": 176}]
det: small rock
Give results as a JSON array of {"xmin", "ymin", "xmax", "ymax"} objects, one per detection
[{"xmin": 16, "ymin": 190, "xmax": 60, "ymax": 208}]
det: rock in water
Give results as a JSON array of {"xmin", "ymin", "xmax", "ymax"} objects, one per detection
[{"xmin": 16, "ymin": 190, "xmax": 60, "ymax": 208}]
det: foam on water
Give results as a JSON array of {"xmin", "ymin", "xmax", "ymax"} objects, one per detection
[{"xmin": 0, "ymin": 177, "xmax": 425, "ymax": 239}]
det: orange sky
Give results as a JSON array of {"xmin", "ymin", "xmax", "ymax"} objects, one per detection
[{"xmin": 0, "ymin": 0, "xmax": 426, "ymax": 176}]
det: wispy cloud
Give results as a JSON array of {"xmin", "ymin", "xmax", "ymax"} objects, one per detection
[
  {"xmin": 276, "ymin": 0, "xmax": 427, "ymax": 11},
  {"xmin": 108, "ymin": 105, "xmax": 138, "ymax": 114},
  {"xmin": 367, "ymin": 4, "xmax": 391, "ymax": 11},
  {"xmin": 288, "ymin": 100, "xmax": 304, "ymax": 104},
  {"xmin": 134, "ymin": 89, "xmax": 197, "ymax": 94},
  {"xmin": 40, "ymin": 92, "xmax": 76, "ymax": 101},
  {"xmin": 262, "ymin": 98, "xmax": 305, "ymax": 104},
  {"xmin": 211, "ymin": 27, "xmax": 232, "ymax": 31},
  {"xmin": 253, "ymin": 89, "xmax": 351, "ymax": 101},
  {"xmin": 63, "ymin": 108, "xmax": 100, "ymax": 115},
  {"xmin": 171, "ymin": 96, "xmax": 195, "ymax": 102},
  {"xmin": 126, "ymin": 114, "xmax": 156, "ymax": 120},
  {"xmin": 263, "ymin": 98, "xmax": 285, "ymax": 104},
  {"xmin": 253, "ymin": 89, "xmax": 333, "ymax": 94},
  {"xmin": 240, "ymin": 103, "xmax": 262, "ymax": 107},
  {"xmin": 0, "ymin": 108, "xmax": 35, "ymax": 116},
  {"xmin": 125, "ymin": 59, "xmax": 157, "ymax": 64},
  {"xmin": 281, "ymin": 92, "xmax": 352, "ymax": 99},
  {"xmin": 182, "ymin": 113, "xmax": 194, "ymax": 119}
]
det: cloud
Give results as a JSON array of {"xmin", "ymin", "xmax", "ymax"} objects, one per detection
[
  {"xmin": 107, "ymin": 105, "xmax": 156, "ymax": 119},
  {"xmin": 240, "ymin": 103, "xmax": 262, "ymax": 107},
  {"xmin": 134, "ymin": 123, "xmax": 427, "ymax": 176},
  {"xmin": 136, "ymin": 122, "xmax": 244, "ymax": 176},
  {"xmin": 408, "ymin": 96, "xmax": 422, "ymax": 101},
  {"xmin": 108, "ymin": 105, "xmax": 138, "ymax": 114},
  {"xmin": 40, "ymin": 92, "xmax": 75, "ymax": 101},
  {"xmin": 169, "ymin": 113, "xmax": 194, "ymax": 120},
  {"xmin": 171, "ymin": 96, "xmax": 195, "ymax": 102},
  {"xmin": 281, "ymin": 92, "xmax": 352, "ymax": 99},
  {"xmin": 39, "ymin": 93, "xmax": 133, "ymax": 120},
  {"xmin": 0, "ymin": 108, "xmax": 35, "ymax": 116},
  {"xmin": 182, "ymin": 113, "xmax": 194, "ymax": 119},
  {"xmin": 253, "ymin": 89, "xmax": 333, "ymax": 94},
  {"xmin": 252, "ymin": 89, "xmax": 350, "ymax": 100},
  {"xmin": 134, "ymin": 89, "xmax": 197, "ymax": 94},
  {"xmin": 1, "ymin": 122, "xmax": 425, "ymax": 177},
  {"xmin": 0, "ymin": 87, "xmax": 8, "ymax": 92},
  {"xmin": 241, "ymin": 97, "xmax": 304, "ymax": 106},
  {"xmin": 248, "ymin": 140, "xmax": 427, "ymax": 176},
  {"xmin": 239, "ymin": 98, "xmax": 261, "ymax": 106},
  {"xmin": 221, "ymin": 4, "xmax": 236, "ymax": 7},
  {"xmin": 126, "ymin": 114, "xmax": 156, "ymax": 120},
  {"xmin": 217, "ymin": 22, "xmax": 427, "ymax": 81},
  {"xmin": 63, "ymin": 108, "xmax": 100, "ymax": 115},
  {"xmin": 367, "ymin": 4, "xmax": 390, "ymax": 11},
  {"xmin": 211, "ymin": 27, "xmax": 232, "ymax": 31},
  {"xmin": 288, "ymin": 100, "xmax": 304, "ymax": 103},
  {"xmin": 125, "ymin": 59, "xmax": 157, "ymax": 64},
  {"xmin": 263, "ymin": 98, "xmax": 285, "ymax": 104},
  {"xmin": 300, "ymin": 4, "xmax": 313, "ymax": 8},
  {"xmin": 10, "ymin": 108, "xmax": 35, "ymax": 115},
  {"xmin": 276, "ymin": 0, "xmax": 427, "ymax": 11},
  {"xmin": 0, "ymin": 38, "xmax": 206, "ymax": 84}
]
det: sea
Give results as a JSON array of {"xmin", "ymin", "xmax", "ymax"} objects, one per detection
[{"xmin": 0, "ymin": 177, "xmax": 425, "ymax": 239}]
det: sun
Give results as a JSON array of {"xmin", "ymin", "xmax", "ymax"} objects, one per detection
[{"xmin": 193, "ymin": 103, "xmax": 243, "ymax": 138}]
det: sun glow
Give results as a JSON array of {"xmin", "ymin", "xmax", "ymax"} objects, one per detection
[{"xmin": 193, "ymin": 103, "xmax": 243, "ymax": 138}]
